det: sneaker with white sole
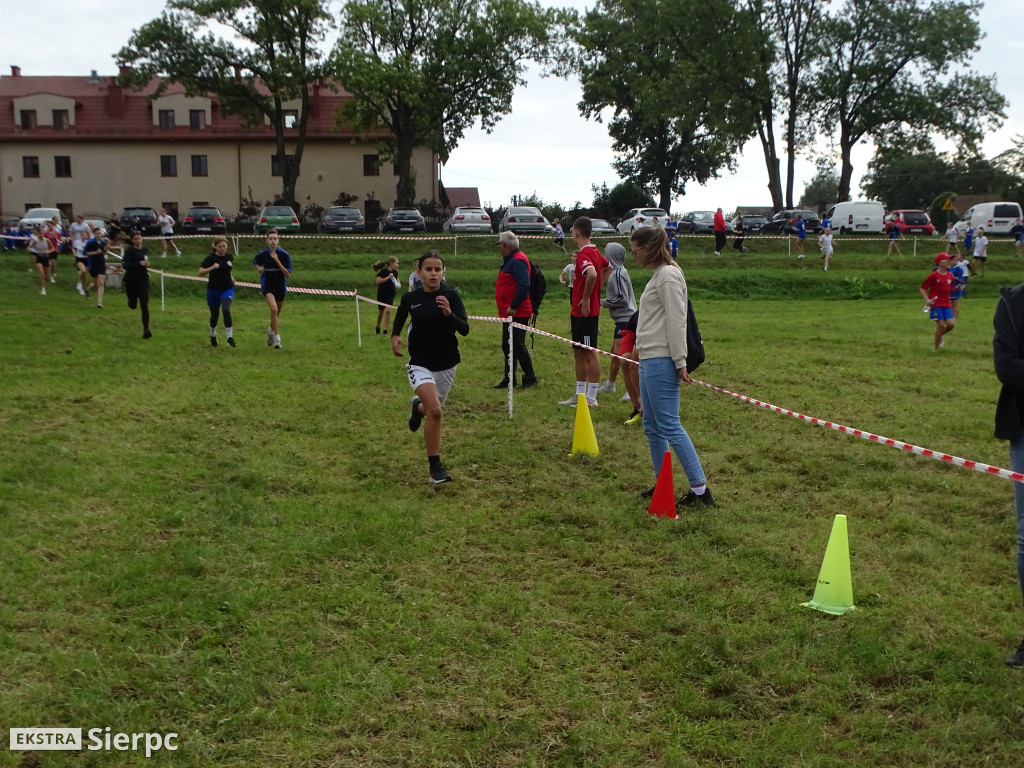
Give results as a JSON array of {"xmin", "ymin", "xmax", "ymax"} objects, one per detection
[
  {"xmin": 266, "ymin": 327, "xmax": 274, "ymax": 347},
  {"xmin": 50, "ymin": 276, "xmax": 56, "ymax": 284},
  {"xmin": 40, "ymin": 287, "xmax": 46, "ymax": 295},
  {"xmin": 408, "ymin": 397, "xmax": 423, "ymax": 432},
  {"xmin": 621, "ymin": 393, "xmax": 631, "ymax": 401},
  {"xmin": 273, "ymin": 336, "xmax": 282, "ymax": 349},
  {"xmin": 76, "ymin": 284, "xmax": 84, "ymax": 295},
  {"xmin": 558, "ymin": 396, "xmax": 580, "ymax": 406},
  {"xmin": 597, "ymin": 381, "xmax": 616, "ymax": 394},
  {"xmin": 429, "ymin": 464, "xmax": 453, "ymax": 485},
  {"xmin": 227, "ymin": 337, "xmax": 236, "ymax": 348}
]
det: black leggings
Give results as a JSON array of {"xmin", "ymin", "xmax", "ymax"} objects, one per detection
[
  {"xmin": 125, "ymin": 277, "xmax": 149, "ymax": 329},
  {"xmin": 210, "ymin": 296, "xmax": 232, "ymax": 328}
]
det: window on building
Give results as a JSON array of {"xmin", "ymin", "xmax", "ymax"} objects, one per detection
[
  {"xmin": 23, "ymin": 156, "xmax": 39, "ymax": 177},
  {"xmin": 158, "ymin": 110, "xmax": 175, "ymax": 129},
  {"xmin": 283, "ymin": 110, "xmax": 298, "ymax": 129},
  {"xmin": 191, "ymin": 155, "xmax": 208, "ymax": 177},
  {"xmin": 270, "ymin": 154, "xmax": 295, "ymax": 177},
  {"xmin": 54, "ymin": 156, "xmax": 72, "ymax": 178},
  {"xmin": 52, "ymin": 110, "xmax": 69, "ymax": 130},
  {"xmin": 189, "ymin": 110, "xmax": 206, "ymax": 130},
  {"xmin": 160, "ymin": 155, "xmax": 178, "ymax": 177},
  {"xmin": 363, "ymin": 154, "xmax": 380, "ymax": 177},
  {"xmin": 20, "ymin": 110, "xmax": 37, "ymax": 129}
]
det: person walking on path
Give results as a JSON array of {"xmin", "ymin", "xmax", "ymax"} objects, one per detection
[
  {"xmin": 253, "ymin": 229, "xmax": 291, "ymax": 348},
  {"xmin": 122, "ymin": 231, "xmax": 153, "ymax": 338},
  {"xmin": 631, "ymin": 226, "xmax": 715, "ymax": 507},
  {"xmin": 921, "ymin": 253, "xmax": 956, "ymax": 350},
  {"xmin": 493, "ymin": 231, "xmax": 537, "ymax": 390},
  {"xmin": 199, "ymin": 236, "xmax": 236, "ymax": 347},
  {"xmin": 559, "ymin": 216, "xmax": 610, "ymax": 407},
  {"xmin": 391, "ymin": 251, "xmax": 470, "ymax": 486},
  {"xmin": 713, "ymin": 208, "xmax": 727, "ymax": 255},
  {"xmin": 597, "ymin": 242, "xmax": 637, "ymax": 398}
]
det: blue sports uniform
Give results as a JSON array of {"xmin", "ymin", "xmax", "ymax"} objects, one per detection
[
  {"xmin": 796, "ymin": 219, "xmax": 806, "ymax": 240},
  {"xmin": 964, "ymin": 227, "xmax": 974, "ymax": 252}
]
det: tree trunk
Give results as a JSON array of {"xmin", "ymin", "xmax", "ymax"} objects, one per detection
[
  {"xmin": 756, "ymin": 108, "xmax": 784, "ymax": 210},
  {"xmin": 837, "ymin": 123, "xmax": 856, "ymax": 203}
]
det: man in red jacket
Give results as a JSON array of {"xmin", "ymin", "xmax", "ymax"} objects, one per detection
[
  {"xmin": 713, "ymin": 208, "xmax": 727, "ymax": 255},
  {"xmin": 494, "ymin": 230, "xmax": 538, "ymax": 389}
]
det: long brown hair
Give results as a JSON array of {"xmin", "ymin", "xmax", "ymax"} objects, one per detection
[{"xmin": 630, "ymin": 226, "xmax": 673, "ymax": 268}]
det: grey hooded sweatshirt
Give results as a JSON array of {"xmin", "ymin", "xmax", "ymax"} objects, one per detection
[{"xmin": 600, "ymin": 242, "xmax": 638, "ymax": 324}]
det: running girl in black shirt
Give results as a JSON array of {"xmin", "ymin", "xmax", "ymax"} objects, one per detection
[
  {"xmin": 199, "ymin": 236, "xmax": 236, "ymax": 347},
  {"xmin": 121, "ymin": 231, "xmax": 152, "ymax": 338},
  {"xmin": 391, "ymin": 251, "xmax": 469, "ymax": 486},
  {"xmin": 253, "ymin": 229, "xmax": 291, "ymax": 349},
  {"xmin": 373, "ymin": 256, "xmax": 400, "ymax": 334}
]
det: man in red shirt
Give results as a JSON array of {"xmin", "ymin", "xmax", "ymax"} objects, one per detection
[
  {"xmin": 560, "ymin": 217, "xmax": 611, "ymax": 407},
  {"xmin": 921, "ymin": 252, "xmax": 956, "ymax": 351},
  {"xmin": 713, "ymin": 208, "xmax": 727, "ymax": 255}
]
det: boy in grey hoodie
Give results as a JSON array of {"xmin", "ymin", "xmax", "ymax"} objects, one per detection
[{"xmin": 598, "ymin": 242, "xmax": 638, "ymax": 397}]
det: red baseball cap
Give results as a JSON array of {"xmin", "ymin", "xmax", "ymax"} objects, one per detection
[{"xmin": 934, "ymin": 253, "xmax": 951, "ymax": 265}]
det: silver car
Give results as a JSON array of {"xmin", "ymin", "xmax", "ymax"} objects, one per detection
[
  {"xmin": 498, "ymin": 206, "xmax": 550, "ymax": 235},
  {"xmin": 19, "ymin": 207, "xmax": 70, "ymax": 232},
  {"xmin": 616, "ymin": 208, "xmax": 669, "ymax": 234},
  {"xmin": 443, "ymin": 206, "xmax": 492, "ymax": 233}
]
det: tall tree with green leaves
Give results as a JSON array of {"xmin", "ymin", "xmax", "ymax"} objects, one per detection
[
  {"xmin": 575, "ymin": 0, "xmax": 760, "ymax": 212},
  {"xmin": 798, "ymin": 158, "xmax": 840, "ymax": 208},
  {"xmin": 117, "ymin": 0, "xmax": 333, "ymax": 209},
  {"xmin": 861, "ymin": 136, "xmax": 958, "ymax": 209},
  {"xmin": 813, "ymin": 0, "xmax": 1006, "ymax": 202},
  {"xmin": 332, "ymin": 0, "xmax": 573, "ymax": 207}
]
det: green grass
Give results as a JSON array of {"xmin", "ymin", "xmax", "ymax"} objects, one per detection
[{"xmin": 2, "ymin": 235, "xmax": 1024, "ymax": 766}]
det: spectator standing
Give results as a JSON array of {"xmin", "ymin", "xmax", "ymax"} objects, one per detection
[
  {"xmin": 921, "ymin": 253, "xmax": 956, "ymax": 350},
  {"xmin": 253, "ymin": 229, "xmax": 291, "ymax": 349},
  {"xmin": 974, "ymin": 227, "xmax": 990, "ymax": 278},
  {"xmin": 1011, "ymin": 218, "xmax": 1024, "ymax": 259},
  {"xmin": 559, "ymin": 217, "xmax": 610, "ymax": 407},
  {"xmin": 199, "ymin": 236, "xmax": 236, "ymax": 347},
  {"xmin": 631, "ymin": 226, "xmax": 715, "ymax": 507},
  {"xmin": 122, "ymin": 231, "xmax": 153, "ymax": 339},
  {"xmin": 158, "ymin": 208, "xmax": 181, "ymax": 258},
  {"xmin": 713, "ymin": 208, "xmax": 727, "ymax": 255},
  {"xmin": 668, "ymin": 224, "xmax": 679, "ymax": 260},
  {"xmin": 493, "ymin": 231, "xmax": 537, "ymax": 390},
  {"xmin": 597, "ymin": 242, "xmax": 637, "ymax": 398}
]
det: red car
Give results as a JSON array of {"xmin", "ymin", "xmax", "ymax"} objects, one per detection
[{"xmin": 885, "ymin": 209, "xmax": 935, "ymax": 236}]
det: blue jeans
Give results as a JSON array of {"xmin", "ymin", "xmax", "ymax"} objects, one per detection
[
  {"xmin": 639, "ymin": 357, "xmax": 706, "ymax": 487},
  {"xmin": 1010, "ymin": 431, "xmax": 1024, "ymax": 607}
]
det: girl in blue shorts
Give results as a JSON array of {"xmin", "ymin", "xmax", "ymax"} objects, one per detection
[
  {"xmin": 199, "ymin": 236, "xmax": 236, "ymax": 347},
  {"xmin": 921, "ymin": 253, "xmax": 956, "ymax": 350}
]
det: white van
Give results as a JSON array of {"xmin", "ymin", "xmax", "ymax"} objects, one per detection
[
  {"xmin": 954, "ymin": 202, "xmax": 1023, "ymax": 237},
  {"xmin": 822, "ymin": 201, "xmax": 885, "ymax": 234}
]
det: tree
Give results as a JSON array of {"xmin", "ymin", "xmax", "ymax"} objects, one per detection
[
  {"xmin": 575, "ymin": 0, "xmax": 760, "ymax": 212},
  {"xmin": 861, "ymin": 135, "xmax": 957, "ymax": 209},
  {"xmin": 333, "ymin": 0, "xmax": 573, "ymax": 207},
  {"xmin": 117, "ymin": 0, "xmax": 333, "ymax": 208},
  {"xmin": 798, "ymin": 159, "xmax": 840, "ymax": 208},
  {"xmin": 813, "ymin": 0, "xmax": 1006, "ymax": 202}
]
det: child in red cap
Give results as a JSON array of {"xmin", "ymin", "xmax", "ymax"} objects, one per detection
[{"xmin": 921, "ymin": 253, "xmax": 956, "ymax": 350}]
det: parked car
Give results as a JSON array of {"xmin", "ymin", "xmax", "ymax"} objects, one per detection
[
  {"xmin": 254, "ymin": 205, "xmax": 300, "ymax": 234},
  {"xmin": 823, "ymin": 200, "xmax": 884, "ymax": 234},
  {"xmin": 954, "ymin": 201, "xmax": 1024, "ymax": 237},
  {"xmin": 498, "ymin": 206, "xmax": 550, "ymax": 235},
  {"xmin": 443, "ymin": 206, "xmax": 491, "ymax": 234},
  {"xmin": 731, "ymin": 215, "xmax": 767, "ymax": 233},
  {"xmin": 885, "ymin": 209, "xmax": 934, "ymax": 237},
  {"xmin": 318, "ymin": 206, "xmax": 365, "ymax": 234},
  {"xmin": 678, "ymin": 210, "xmax": 716, "ymax": 234},
  {"xmin": 19, "ymin": 207, "xmax": 71, "ymax": 232},
  {"xmin": 760, "ymin": 209, "xmax": 822, "ymax": 235},
  {"xmin": 616, "ymin": 208, "xmax": 669, "ymax": 234},
  {"xmin": 378, "ymin": 207, "xmax": 426, "ymax": 233},
  {"xmin": 182, "ymin": 206, "xmax": 227, "ymax": 235},
  {"xmin": 590, "ymin": 218, "xmax": 617, "ymax": 235},
  {"xmin": 119, "ymin": 206, "xmax": 161, "ymax": 235}
]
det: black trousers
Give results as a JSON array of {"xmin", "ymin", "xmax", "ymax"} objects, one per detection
[
  {"xmin": 715, "ymin": 230, "xmax": 727, "ymax": 252},
  {"xmin": 125, "ymin": 275, "xmax": 150, "ymax": 330},
  {"xmin": 501, "ymin": 321, "xmax": 535, "ymax": 382}
]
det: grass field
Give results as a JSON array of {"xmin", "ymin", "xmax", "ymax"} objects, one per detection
[{"xmin": 2, "ymin": 232, "xmax": 1024, "ymax": 766}]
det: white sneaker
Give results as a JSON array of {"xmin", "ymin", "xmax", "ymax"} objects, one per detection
[
  {"xmin": 161, "ymin": 252, "xmax": 167, "ymax": 259},
  {"xmin": 559, "ymin": 396, "xmax": 580, "ymax": 406},
  {"xmin": 597, "ymin": 381, "xmax": 616, "ymax": 394},
  {"xmin": 40, "ymin": 287, "xmax": 46, "ymax": 295},
  {"xmin": 797, "ymin": 254, "xmax": 805, "ymax": 259},
  {"xmin": 274, "ymin": 335, "xmax": 282, "ymax": 349},
  {"xmin": 76, "ymin": 284, "xmax": 84, "ymax": 295},
  {"xmin": 50, "ymin": 276, "xmax": 56, "ymax": 283},
  {"xmin": 175, "ymin": 250, "xmax": 182, "ymax": 257},
  {"xmin": 266, "ymin": 327, "xmax": 274, "ymax": 347},
  {"xmin": 621, "ymin": 393, "xmax": 631, "ymax": 401},
  {"xmin": 713, "ymin": 251, "xmax": 720, "ymax": 256},
  {"xmin": 586, "ymin": 399, "xmax": 598, "ymax": 408}
]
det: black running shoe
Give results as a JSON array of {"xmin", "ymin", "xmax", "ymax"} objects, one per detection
[
  {"xmin": 142, "ymin": 329, "xmax": 152, "ymax": 339},
  {"xmin": 210, "ymin": 336, "xmax": 218, "ymax": 347},
  {"xmin": 519, "ymin": 378, "xmax": 538, "ymax": 390},
  {"xmin": 227, "ymin": 337, "xmax": 237, "ymax": 348},
  {"xmin": 678, "ymin": 487, "xmax": 716, "ymax": 507},
  {"xmin": 493, "ymin": 379, "xmax": 511, "ymax": 389},
  {"xmin": 408, "ymin": 397, "xmax": 423, "ymax": 432},
  {"xmin": 429, "ymin": 464, "xmax": 453, "ymax": 485},
  {"xmin": 1006, "ymin": 638, "xmax": 1024, "ymax": 667},
  {"xmin": 640, "ymin": 486, "xmax": 656, "ymax": 499}
]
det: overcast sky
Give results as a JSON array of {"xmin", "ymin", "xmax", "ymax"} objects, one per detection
[{"xmin": 5, "ymin": 0, "xmax": 1020, "ymax": 215}]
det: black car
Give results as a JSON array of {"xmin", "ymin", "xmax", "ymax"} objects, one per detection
[
  {"xmin": 678, "ymin": 210, "xmax": 716, "ymax": 234},
  {"xmin": 182, "ymin": 206, "xmax": 226, "ymax": 235},
  {"xmin": 759, "ymin": 209, "xmax": 822, "ymax": 235},
  {"xmin": 378, "ymin": 207, "xmax": 426, "ymax": 233},
  {"xmin": 318, "ymin": 206, "xmax": 365, "ymax": 234},
  {"xmin": 732, "ymin": 215, "xmax": 767, "ymax": 233},
  {"xmin": 119, "ymin": 206, "xmax": 160, "ymax": 236}
]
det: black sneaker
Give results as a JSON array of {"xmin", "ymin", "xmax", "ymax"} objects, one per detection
[
  {"xmin": 639, "ymin": 486, "xmax": 656, "ymax": 499},
  {"xmin": 408, "ymin": 397, "xmax": 423, "ymax": 432},
  {"xmin": 678, "ymin": 487, "xmax": 716, "ymax": 507},
  {"xmin": 1005, "ymin": 638, "xmax": 1024, "ymax": 667},
  {"xmin": 210, "ymin": 336, "xmax": 218, "ymax": 347},
  {"xmin": 519, "ymin": 378, "xmax": 538, "ymax": 390},
  {"xmin": 493, "ymin": 379, "xmax": 512, "ymax": 389},
  {"xmin": 142, "ymin": 329, "xmax": 152, "ymax": 339},
  {"xmin": 227, "ymin": 337, "xmax": 236, "ymax": 348},
  {"xmin": 429, "ymin": 464, "xmax": 453, "ymax": 485}
]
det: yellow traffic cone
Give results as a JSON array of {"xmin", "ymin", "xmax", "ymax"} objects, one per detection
[
  {"xmin": 801, "ymin": 514, "xmax": 856, "ymax": 615},
  {"xmin": 569, "ymin": 393, "xmax": 599, "ymax": 456}
]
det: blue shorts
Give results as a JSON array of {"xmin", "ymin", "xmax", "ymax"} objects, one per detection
[
  {"xmin": 207, "ymin": 286, "xmax": 235, "ymax": 309},
  {"xmin": 930, "ymin": 306, "xmax": 954, "ymax": 321},
  {"xmin": 950, "ymin": 288, "xmax": 965, "ymax": 300}
]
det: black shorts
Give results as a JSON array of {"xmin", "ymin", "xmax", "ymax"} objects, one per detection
[
  {"xmin": 554, "ymin": 237, "xmax": 565, "ymax": 246},
  {"xmin": 262, "ymin": 285, "xmax": 286, "ymax": 303},
  {"xmin": 613, "ymin": 320, "xmax": 628, "ymax": 340},
  {"xmin": 34, "ymin": 254, "xmax": 50, "ymax": 266},
  {"xmin": 570, "ymin": 315, "xmax": 599, "ymax": 348},
  {"xmin": 76, "ymin": 257, "xmax": 89, "ymax": 268},
  {"xmin": 89, "ymin": 262, "xmax": 106, "ymax": 278}
]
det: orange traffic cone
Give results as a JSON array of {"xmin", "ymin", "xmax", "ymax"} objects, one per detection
[{"xmin": 648, "ymin": 451, "xmax": 678, "ymax": 519}]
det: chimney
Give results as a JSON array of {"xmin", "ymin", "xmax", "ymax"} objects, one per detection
[
  {"xmin": 10, "ymin": 65, "xmax": 21, "ymax": 77},
  {"xmin": 118, "ymin": 64, "xmax": 132, "ymax": 76},
  {"xmin": 89, "ymin": 70, "xmax": 99, "ymax": 84}
]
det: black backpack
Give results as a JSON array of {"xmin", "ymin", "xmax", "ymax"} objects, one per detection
[
  {"xmin": 529, "ymin": 262, "xmax": 547, "ymax": 316},
  {"xmin": 686, "ymin": 298, "xmax": 705, "ymax": 373}
]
